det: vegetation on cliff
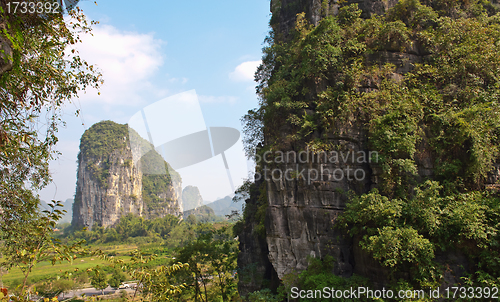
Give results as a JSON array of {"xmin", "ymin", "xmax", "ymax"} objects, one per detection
[
  {"xmin": 0, "ymin": 3, "xmax": 237, "ymax": 301},
  {"xmin": 252, "ymin": 0, "xmax": 500, "ymax": 192},
  {"xmin": 243, "ymin": 0, "xmax": 500, "ymax": 294},
  {"xmin": 79, "ymin": 121, "xmax": 129, "ymax": 160},
  {"xmin": 78, "ymin": 120, "xmax": 128, "ymax": 187}
]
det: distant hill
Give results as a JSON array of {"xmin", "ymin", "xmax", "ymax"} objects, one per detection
[
  {"xmin": 181, "ymin": 195, "xmax": 243, "ymax": 222},
  {"xmin": 182, "ymin": 185, "xmax": 203, "ymax": 211},
  {"xmin": 205, "ymin": 196, "xmax": 244, "ymax": 217},
  {"xmin": 183, "ymin": 205, "xmax": 219, "ymax": 222},
  {"xmin": 40, "ymin": 199, "xmax": 73, "ymax": 224}
]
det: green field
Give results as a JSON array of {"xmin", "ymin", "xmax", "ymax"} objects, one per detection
[{"xmin": 0, "ymin": 244, "xmax": 139, "ymax": 288}]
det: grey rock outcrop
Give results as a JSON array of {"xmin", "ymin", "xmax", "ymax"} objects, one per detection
[
  {"xmin": 261, "ymin": 119, "xmax": 385, "ymax": 280},
  {"xmin": 237, "ymin": 178, "xmax": 281, "ymax": 297},
  {"xmin": 270, "ymin": 0, "xmax": 399, "ymax": 41},
  {"xmin": 182, "ymin": 205, "xmax": 216, "ymax": 221},
  {"xmin": 0, "ymin": 32, "xmax": 12, "ymax": 74},
  {"xmin": 72, "ymin": 121, "xmax": 181, "ymax": 229},
  {"xmin": 181, "ymin": 185, "xmax": 204, "ymax": 211},
  {"xmin": 205, "ymin": 196, "xmax": 244, "ymax": 217}
]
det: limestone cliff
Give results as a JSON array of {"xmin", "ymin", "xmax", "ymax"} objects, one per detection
[
  {"xmin": 238, "ymin": 2, "xmax": 409, "ymax": 293},
  {"xmin": 72, "ymin": 121, "xmax": 182, "ymax": 229},
  {"xmin": 238, "ymin": 0, "xmax": 500, "ymax": 296},
  {"xmin": 181, "ymin": 185, "xmax": 203, "ymax": 211}
]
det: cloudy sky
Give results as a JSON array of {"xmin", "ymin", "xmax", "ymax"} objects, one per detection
[{"xmin": 39, "ymin": 0, "xmax": 271, "ymax": 203}]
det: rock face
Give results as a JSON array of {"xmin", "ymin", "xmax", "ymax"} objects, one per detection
[
  {"xmin": 72, "ymin": 121, "xmax": 182, "ymax": 229},
  {"xmin": 265, "ymin": 148, "xmax": 367, "ymax": 279},
  {"xmin": 238, "ymin": 178, "xmax": 281, "ymax": 296},
  {"xmin": 239, "ymin": 0, "xmax": 500, "ymax": 295},
  {"xmin": 238, "ymin": 1, "xmax": 403, "ymax": 291},
  {"xmin": 270, "ymin": 0, "xmax": 398, "ymax": 41},
  {"xmin": 181, "ymin": 185, "xmax": 204, "ymax": 211},
  {"xmin": 0, "ymin": 29, "xmax": 12, "ymax": 75}
]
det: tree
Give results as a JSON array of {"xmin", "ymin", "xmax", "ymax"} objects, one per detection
[
  {"xmin": 0, "ymin": 200, "xmax": 86, "ymax": 294},
  {"xmin": 175, "ymin": 224, "xmax": 239, "ymax": 302},
  {"xmin": 0, "ymin": 0, "xmax": 101, "ymax": 297},
  {"xmin": 108, "ymin": 267, "xmax": 126, "ymax": 289},
  {"xmin": 52, "ymin": 279, "xmax": 74, "ymax": 299},
  {"xmin": 0, "ymin": 2, "xmax": 101, "ymax": 217},
  {"xmin": 122, "ymin": 249, "xmax": 188, "ymax": 302},
  {"xmin": 89, "ymin": 267, "xmax": 108, "ymax": 295}
]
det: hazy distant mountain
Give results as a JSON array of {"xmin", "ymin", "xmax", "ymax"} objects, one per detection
[
  {"xmin": 205, "ymin": 196, "xmax": 244, "ymax": 217},
  {"xmin": 182, "ymin": 195, "xmax": 243, "ymax": 221},
  {"xmin": 183, "ymin": 205, "xmax": 218, "ymax": 222},
  {"xmin": 40, "ymin": 198, "xmax": 73, "ymax": 224},
  {"xmin": 182, "ymin": 185, "xmax": 204, "ymax": 211}
]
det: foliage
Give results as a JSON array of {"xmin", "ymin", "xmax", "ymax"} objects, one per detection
[
  {"xmin": 251, "ymin": 0, "xmax": 500, "ymax": 193},
  {"xmin": 0, "ymin": 200, "xmax": 86, "ymax": 296},
  {"xmin": 108, "ymin": 267, "xmax": 126, "ymax": 288},
  {"xmin": 338, "ymin": 181, "xmax": 500, "ymax": 286},
  {"xmin": 137, "ymin": 262, "xmax": 187, "ymax": 302},
  {"xmin": 183, "ymin": 205, "xmax": 225, "ymax": 223},
  {"xmin": 136, "ymin": 125, "xmax": 182, "ymax": 212},
  {"xmin": 107, "ymin": 249, "xmax": 188, "ymax": 302},
  {"xmin": 0, "ymin": 0, "xmax": 101, "ymax": 298},
  {"xmin": 69, "ymin": 213, "xmax": 183, "ymax": 244},
  {"xmin": 36, "ymin": 278, "xmax": 74, "ymax": 299},
  {"xmin": 89, "ymin": 267, "xmax": 108, "ymax": 295},
  {"xmin": 246, "ymin": 288, "xmax": 280, "ymax": 302},
  {"xmin": 174, "ymin": 223, "xmax": 239, "ymax": 302},
  {"xmin": 241, "ymin": 108, "xmax": 264, "ymax": 159},
  {"xmin": 141, "ymin": 172, "xmax": 179, "ymax": 216},
  {"xmin": 70, "ymin": 221, "xmax": 240, "ymax": 301},
  {"xmin": 78, "ymin": 121, "xmax": 127, "ymax": 188},
  {"xmin": 79, "ymin": 121, "xmax": 129, "ymax": 160},
  {"xmin": 294, "ymin": 256, "xmax": 373, "ymax": 301},
  {"xmin": 0, "ymin": 1, "xmax": 101, "ymax": 209}
]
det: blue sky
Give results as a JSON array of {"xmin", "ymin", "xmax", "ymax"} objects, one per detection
[{"xmin": 40, "ymin": 0, "xmax": 271, "ymax": 204}]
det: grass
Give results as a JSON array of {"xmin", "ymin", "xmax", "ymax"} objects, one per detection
[{"xmin": 0, "ymin": 244, "xmax": 139, "ymax": 288}]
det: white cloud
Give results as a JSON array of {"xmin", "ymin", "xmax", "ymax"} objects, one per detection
[
  {"xmin": 72, "ymin": 24, "xmax": 165, "ymax": 105},
  {"xmin": 229, "ymin": 60, "xmax": 261, "ymax": 82},
  {"xmin": 168, "ymin": 77, "xmax": 188, "ymax": 84},
  {"xmin": 198, "ymin": 95, "xmax": 238, "ymax": 104}
]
